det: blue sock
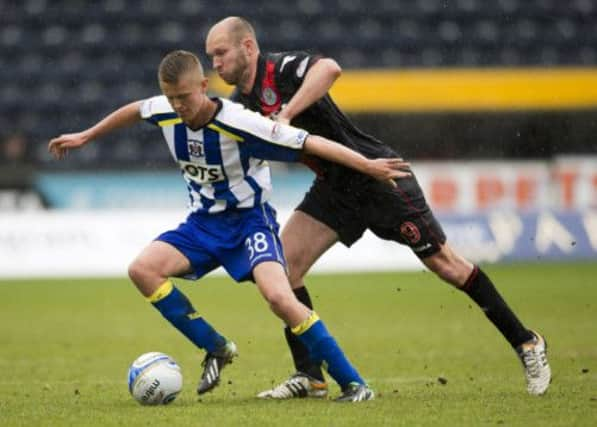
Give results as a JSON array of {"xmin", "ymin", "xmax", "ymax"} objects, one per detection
[
  {"xmin": 293, "ymin": 312, "xmax": 364, "ymax": 389},
  {"xmin": 148, "ymin": 280, "xmax": 226, "ymax": 353}
]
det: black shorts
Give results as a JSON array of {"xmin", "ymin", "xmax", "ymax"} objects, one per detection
[{"xmin": 296, "ymin": 176, "xmax": 446, "ymax": 259}]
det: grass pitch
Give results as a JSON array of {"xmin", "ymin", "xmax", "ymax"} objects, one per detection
[{"xmin": 1, "ymin": 262, "xmax": 596, "ymax": 426}]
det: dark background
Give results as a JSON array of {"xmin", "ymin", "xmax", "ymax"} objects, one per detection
[{"xmin": 1, "ymin": 0, "xmax": 596, "ymax": 170}]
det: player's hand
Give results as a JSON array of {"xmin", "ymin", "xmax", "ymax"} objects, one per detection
[
  {"xmin": 48, "ymin": 132, "xmax": 89, "ymax": 160},
  {"xmin": 365, "ymin": 158, "xmax": 412, "ymax": 188},
  {"xmin": 273, "ymin": 104, "xmax": 291, "ymax": 125},
  {"xmin": 274, "ymin": 115, "xmax": 291, "ymax": 126}
]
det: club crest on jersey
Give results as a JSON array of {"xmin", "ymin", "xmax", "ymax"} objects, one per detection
[
  {"xmin": 262, "ymin": 87, "xmax": 278, "ymax": 106},
  {"xmin": 188, "ymin": 139, "xmax": 204, "ymax": 157},
  {"xmin": 400, "ymin": 221, "xmax": 421, "ymax": 244}
]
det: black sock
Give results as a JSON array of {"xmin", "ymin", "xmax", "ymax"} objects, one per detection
[
  {"xmin": 284, "ymin": 286, "xmax": 325, "ymax": 381},
  {"xmin": 461, "ymin": 266, "xmax": 533, "ymax": 348}
]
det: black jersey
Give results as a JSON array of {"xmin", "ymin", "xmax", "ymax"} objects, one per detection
[{"xmin": 231, "ymin": 52, "xmax": 398, "ymax": 188}]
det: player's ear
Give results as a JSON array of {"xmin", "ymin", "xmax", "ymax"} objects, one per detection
[
  {"xmin": 242, "ymin": 37, "xmax": 256, "ymax": 55},
  {"xmin": 200, "ymin": 76, "xmax": 209, "ymax": 91}
]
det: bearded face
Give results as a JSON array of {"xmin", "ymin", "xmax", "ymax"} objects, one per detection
[{"xmin": 220, "ymin": 47, "xmax": 250, "ymax": 86}]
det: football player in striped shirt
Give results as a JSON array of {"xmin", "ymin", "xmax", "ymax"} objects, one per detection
[
  {"xmin": 49, "ymin": 50, "xmax": 411, "ymax": 402},
  {"xmin": 205, "ymin": 17, "xmax": 551, "ymax": 398}
]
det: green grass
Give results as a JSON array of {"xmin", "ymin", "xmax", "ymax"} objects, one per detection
[{"xmin": 1, "ymin": 262, "xmax": 596, "ymax": 426}]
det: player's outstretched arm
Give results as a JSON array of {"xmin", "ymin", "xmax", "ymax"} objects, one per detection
[
  {"xmin": 303, "ymin": 135, "xmax": 411, "ymax": 184},
  {"xmin": 48, "ymin": 101, "xmax": 143, "ymax": 160},
  {"xmin": 276, "ymin": 58, "xmax": 341, "ymax": 125}
]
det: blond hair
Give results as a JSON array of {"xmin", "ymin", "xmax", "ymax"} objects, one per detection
[{"xmin": 158, "ymin": 50, "xmax": 204, "ymax": 84}]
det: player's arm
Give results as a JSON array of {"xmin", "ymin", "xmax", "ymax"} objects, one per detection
[
  {"xmin": 277, "ymin": 58, "xmax": 341, "ymax": 124},
  {"xmin": 49, "ymin": 101, "xmax": 143, "ymax": 160},
  {"xmin": 228, "ymin": 105, "xmax": 410, "ymax": 183},
  {"xmin": 303, "ymin": 135, "xmax": 411, "ymax": 184}
]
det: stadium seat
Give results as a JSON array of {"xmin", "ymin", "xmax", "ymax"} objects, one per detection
[
  {"xmin": 0, "ymin": 25, "xmax": 23, "ymax": 48},
  {"xmin": 437, "ymin": 20, "xmax": 463, "ymax": 44},
  {"xmin": 102, "ymin": 0, "xmax": 126, "ymax": 14},
  {"xmin": 42, "ymin": 25, "xmax": 69, "ymax": 47},
  {"xmin": 496, "ymin": 0, "xmax": 520, "ymax": 14},
  {"xmin": 579, "ymin": 46, "xmax": 597, "ymax": 65},
  {"xmin": 573, "ymin": 0, "xmax": 595, "ymax": 14},
  {"xmin": 1, "ymin": 0, "xmax": 596, "ymax": 169},
  {"xmin": 473, "ymin": 20, "xmax": 501, "ymax": 46}
]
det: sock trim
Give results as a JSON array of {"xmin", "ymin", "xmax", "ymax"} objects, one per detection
[
  {"xmin": 146, "ymin": 280, "xmax": 174, "ymax": 303},
  {"xmin": 291, "ymin": 311, "xmax": 320, "ymax": 336},
  {"xmin": 461, "ymin": 265, "xmax": 480, "ymax": 293}
]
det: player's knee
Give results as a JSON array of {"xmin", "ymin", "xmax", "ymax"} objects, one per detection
[
  {"xmin": 424, "ymin": 245, "xmax": 473, "ymax": 287},
  {"xmin": 432, "ymin": 263, "xmax": 459, "ymax": 285},
  {"xmin": 430, "ymin": 258, "xmax": 472, "ymax": 287},
  {"xmin": 264, "ymin": 289, "xmax": 294, "ymax": 316},
  {"xmin": 127, "ymin": 261, "xmax": 142, "ymax": 285},
  {"xmin": 424, "ymin": 253, "xmax": 459, "ymax": 285},
  {"xmin": 128, "ymin": 258, "xmax": 152, "ymax": 287}
]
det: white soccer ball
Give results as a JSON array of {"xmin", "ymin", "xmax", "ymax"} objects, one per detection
[{"xmin": 127, "ymin": 352, "xmax": 183, "ymax": 405}]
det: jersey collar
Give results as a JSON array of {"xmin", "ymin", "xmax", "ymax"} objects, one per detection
[{"xmin": 187, "ymin": 97, "xmax": 223, "ymax": 131}]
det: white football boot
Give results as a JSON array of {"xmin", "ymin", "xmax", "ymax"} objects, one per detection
[
  {"xmin": 516, "ymin": 331, "xmax": 551, "ymax": 395},
  {"xmin": 257, "ymin": 372, "xmax": 328, "ymax": 399}
]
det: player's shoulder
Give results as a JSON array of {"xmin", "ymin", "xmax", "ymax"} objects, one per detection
[
  {"xmin": 217, "ymin": 98, "xmax": 265, "ymax": 126},
  {"xmin": 140, "ymin": 95, "xmax": 175, "ymax": 120},
  {"xmin": 219, "ymin": 97, "xmax": 245, "ymax": 115},
  {"xmin": 266, "ymin": 51, "xmax": 313, "ymax": 75},
  {"xmin": 266, "ymin": 50, "xmax": 306, "ymax": 62},
  {"xmin": 215, "ymin": 98, "xmax": 300, "ymax": 143}
]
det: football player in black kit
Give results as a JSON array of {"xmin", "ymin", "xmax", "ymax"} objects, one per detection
[{"xmin": 206, "ymin": 17, "xmax": 551, "ymax": 398}]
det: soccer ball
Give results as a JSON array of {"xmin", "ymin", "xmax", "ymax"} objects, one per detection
[{"xmin": 127, "ymin": 352, "xmax": 183, "ymax": 405}]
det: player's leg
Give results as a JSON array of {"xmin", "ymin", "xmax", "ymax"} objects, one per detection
[
  {"xmin": 272, "ymin": 210, "xmax": 338, "ymax": 394},
  {"xmin": 283, "ymin": 211, "xmax": 339, "ymax": 289},
  {"xmin": 128, "ymin": 236, "xmax": 236, "ymax": 395},
  {"xmin": 370, "ymin": 176, "xmax": 550, "ymax": 394},
  {"xmin": 259, "ymin": 180, "xmax": 365, "ymax": 399},
  {"xmin": 420, "ymin": 243, "xmax": 551, "ymax": 395},
  {"xmin": 385, "ymin": 178, "xmax": 537, "ymax": 349},
  {"xmin": 128, "ymin": 240, "xmax": 191, "ymax": 297},
  {"xmin": 421, "ymin": 243, "xmax": 534, "ymax": 347},
  {"xmin": 252, "ymin": 261, "xmax": 374, "ymax": 402},
  {"xmin": 378, "ymin": 177, "xmax": 536, "ymax": 348},
  {"xmin": 128, "ymin": 239, "xmax": 232, "ymax": 354}
]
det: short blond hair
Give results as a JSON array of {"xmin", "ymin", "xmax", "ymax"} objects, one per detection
[{"xmin": 158, "ymin": 50, "xmax": 204, "ymax": 84}]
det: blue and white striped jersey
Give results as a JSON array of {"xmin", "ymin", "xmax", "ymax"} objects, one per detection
[{"xmin": 140, "ymin": 96, "xmax": 308, "ymax": 213}]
